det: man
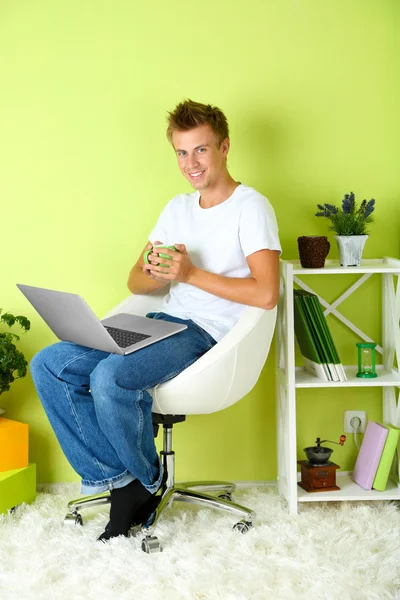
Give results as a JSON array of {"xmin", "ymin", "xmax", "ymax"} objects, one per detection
[{"xmin": 30, "ymin": 99, "xmax": 281, "ymax": 541}]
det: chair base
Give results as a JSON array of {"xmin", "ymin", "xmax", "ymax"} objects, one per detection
[
  {"xmin": 66, "ymin": 480, "xmax": 255, "ymax": 527},
  {"xmin": 65, "ymin": 420, "xmax": 256, "ymax": 549},
  {"xmin": 142, "ymin": 479, "xmax": 255, "ymax": 530}
]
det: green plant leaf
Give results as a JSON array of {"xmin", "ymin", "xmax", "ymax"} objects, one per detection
[
  {"xmin": 315, "ymin": 193, "xmax": 375, "ymax": 236},
  {"xmin": 0, "ymin": 311, "xmax": 31, "ymax": 395}
]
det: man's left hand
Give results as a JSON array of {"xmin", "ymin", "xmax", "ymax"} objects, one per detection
[{"xmin": 143, "ymin": 244, "xmax": 195, "ymax": 283}]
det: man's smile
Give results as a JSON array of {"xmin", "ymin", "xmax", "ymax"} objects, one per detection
[{"xmin": 188, "ymin": 170, "xmax": 205, "ymax": 180}]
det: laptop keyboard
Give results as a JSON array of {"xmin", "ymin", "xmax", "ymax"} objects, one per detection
[{"xmin": 104, "ymin": 326, "xmax": 151, "ymax": 348}]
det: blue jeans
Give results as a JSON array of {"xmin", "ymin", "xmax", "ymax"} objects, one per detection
[{"xmin": 30, "ymin": 312, "xmax": 217, "ymax": 495}]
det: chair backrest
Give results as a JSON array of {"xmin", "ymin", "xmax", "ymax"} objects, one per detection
[
  {"xmin": 103, "ymin": 289, "xmax": 277, "ymax": 416},
  {"xmin": 102, "ymin": 287, "xmax": 167, "ymax": 320}
]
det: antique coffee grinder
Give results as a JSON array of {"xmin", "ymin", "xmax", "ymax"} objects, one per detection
[{"xmin": 298, "ymin": 434, "xmax": 346, "ymax": 493}]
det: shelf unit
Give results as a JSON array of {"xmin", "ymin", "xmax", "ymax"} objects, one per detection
[{"xmin": 276, "ymin": 257, "xmax": 400, "ymax": 514}]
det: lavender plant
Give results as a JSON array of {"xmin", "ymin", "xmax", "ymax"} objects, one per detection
[{"xmin": 316, "ymin": 192, "xmax": 375, "ymax": 236}]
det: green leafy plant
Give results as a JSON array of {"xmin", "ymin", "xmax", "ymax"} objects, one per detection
[
  {"xmin": 0, "ymin": 310, "xmax": 31, "ymax": 395},
  {"xmin": 315, "ymin": 192, "xmax": 375, "ymax": 236}
]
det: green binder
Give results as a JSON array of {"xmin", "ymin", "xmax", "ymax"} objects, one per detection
[
  {"xmin": 293, "ymin": 292, "xmax": 329, "ymax": 380},
  {"xmin": 310, "ymin": 294, "xmax": 347, "ymax": 381},
  {"xmin": 373, "ymin": 423, "xmax": 400, "ymax": 491},
  {"xmin": 302, "ymin": 293, "xmax": 338, "ymax": 381},
  {"xmin": 306, "ymin": 294, "xmax": 341, "ymax": 381},
  {"xmin": 294, "ymin": 289, "xmax": 346, "ymax": 382}
]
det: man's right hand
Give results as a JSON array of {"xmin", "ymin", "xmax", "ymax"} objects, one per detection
[
  {"xmin": 127, "ymin": 240, "xmax": 169, "ymax": 294},
  {"xmin": 143, "ymin": 240, "xmax": 163, "ymax": 278}
]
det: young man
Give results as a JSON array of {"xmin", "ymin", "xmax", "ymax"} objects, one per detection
[{"xmin": 30, "ymin": 99, "xmax": 281, "ymax": 541}]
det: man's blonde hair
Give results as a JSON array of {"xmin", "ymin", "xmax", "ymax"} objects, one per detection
[{"xmin": 167, "ymin": 99, "xmax": 229, "ymax": 147}]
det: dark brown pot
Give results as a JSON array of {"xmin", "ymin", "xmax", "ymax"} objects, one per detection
[{"xmin": 297, "ymin": 236, "xmax": 330, "ymax": 268}]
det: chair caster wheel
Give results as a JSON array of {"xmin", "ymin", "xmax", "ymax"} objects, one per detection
[
  {"xmin": 141, "ymin": 535, "xmax": 162, "ymax": 553},
  {"xmin": 233, "ymin": 520, "xmax": 253, "ymax": 534},
  {"xmin": 218, "ymin": 493, "xmax": 232, "ymax": 501},
  {"xmin": 64, "ymin": 512, "xmax": 83, "ymax": 526}
]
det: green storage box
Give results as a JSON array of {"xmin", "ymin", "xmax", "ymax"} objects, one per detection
[{"xmin": 0, "ymin": 463, "xmax": 36, "ymax": 515}]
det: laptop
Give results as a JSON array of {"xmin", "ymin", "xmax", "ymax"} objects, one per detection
[{"xmin": 16, "ymin": 284, "xmax": 187, "ymax": 355}]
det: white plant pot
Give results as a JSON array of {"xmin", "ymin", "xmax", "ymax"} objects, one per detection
[{"xmin": 334, "ymin": 235, "xmax": 368, "ymax": 267}]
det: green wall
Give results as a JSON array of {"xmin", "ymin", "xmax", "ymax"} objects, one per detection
[{"xmin": 0, "ymin": 1, "xmax": 399, "ymax": 484}]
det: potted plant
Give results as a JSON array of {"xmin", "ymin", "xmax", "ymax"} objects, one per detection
[
  {"xmin": 0, "ymin": 310, "xmax": 31, "ymax": 411},
  {"xmin": 315, "ymin": 192, "xmax": 375, "ymax": 267}
]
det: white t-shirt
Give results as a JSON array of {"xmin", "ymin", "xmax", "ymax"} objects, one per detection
[{"xmin": 148, "ymin": 184, "xmax": 282, "ymax": 342}]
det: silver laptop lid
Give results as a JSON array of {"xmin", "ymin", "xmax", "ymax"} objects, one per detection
[
  {"xmin": 16, "ymin": 284, "xmax": 187, "ymax": 355},
  {"xmin": 17, "ymin": 284, "xmax": 124, "ymax": 354}
]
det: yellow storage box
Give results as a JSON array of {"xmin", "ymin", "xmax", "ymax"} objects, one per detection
[{"xmin": 0, "ymin": 417, "xmax": 29, "ymax": 471}]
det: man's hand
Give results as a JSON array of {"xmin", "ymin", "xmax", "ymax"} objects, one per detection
[
  {"xmin": 142, "ymin": 240, "xmax": 164, "ymax": 282},
  {"xmin": 128, "ymin": 240, "xmax": 171, "ymax": 294},
  {"xmin": 143, "ymin": 243, "xmax": 196, "ymax": 283}
]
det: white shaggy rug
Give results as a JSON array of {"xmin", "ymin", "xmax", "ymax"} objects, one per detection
[{"xmin": 1, "ymin": 484, "xmax": 400, "ymax": 600}]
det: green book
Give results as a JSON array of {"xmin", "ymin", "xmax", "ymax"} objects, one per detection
[
  {"xmin": 295, "ymin": 289, "xmax": 346, "ymax": 382},
  {"xmin": 293, "ymin": 294, "xmax": 330, "ymax": 381},
  {"xmin": 372, "ymin": 423, "xmax": 400, "ymax": 491},
  {"xmin": 302, "ymin": 294, "xmax": 339, "ymax": 381},
  {"xmin": 308, "ymin": 294, "xmax": 344, "ymax": 381}
]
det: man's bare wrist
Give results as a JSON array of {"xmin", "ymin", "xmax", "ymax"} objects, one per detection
[{"xmin": 186, "ymin": 266, "xmax": 201, "ymax": 285}]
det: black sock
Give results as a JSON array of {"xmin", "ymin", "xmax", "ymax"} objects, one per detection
[
  {"xmin": 131, "ymin": 494, "xmax": 162, "ymax": 527},
  {"xmin": 98, "ymin": 479, "xmax": 152, "ymax": 540},
  {"xmin": 98, "ymin": 469, "xmax": 168, "ymax": 542},
  {"xmin": 131, "ymin": 467, "xmax": 168, "ymax": 526}
]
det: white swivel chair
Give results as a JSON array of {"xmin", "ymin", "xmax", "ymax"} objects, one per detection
[{"xmin": 65, "ymin": 288, "xmax": 277, "ymax": 552}]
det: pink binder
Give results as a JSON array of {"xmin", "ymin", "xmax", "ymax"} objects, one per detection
[{"xmin": 352, "ymin": 421, "xmax": 388, "ymax": 490}]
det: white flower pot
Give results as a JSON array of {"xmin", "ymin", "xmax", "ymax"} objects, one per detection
[{"xmin": 334, "ymin": 235, "xmax": 368, "ymax": 267}]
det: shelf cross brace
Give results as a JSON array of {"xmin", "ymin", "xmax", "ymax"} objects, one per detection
[{"xmin": 293, "ymin": 273, "xmax": 383, "ymax": 354}]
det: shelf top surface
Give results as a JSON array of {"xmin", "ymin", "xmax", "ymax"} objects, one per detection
[
  {"xmin": 288, "ymin": 365, "xmax": 400, "ymax": 388},
  {"xmin": 280, "ymin": 257, "xmax": 400, "ymax": 274}
]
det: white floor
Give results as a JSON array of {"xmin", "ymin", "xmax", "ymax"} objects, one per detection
[{"xmin": 1, "ymin": 484, "xmax": 400, "ymax": 600}]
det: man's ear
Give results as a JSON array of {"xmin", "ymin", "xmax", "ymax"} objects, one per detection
[{"xmin": 220, "ymin": 137, "xmax": 230, "ymax": 158}]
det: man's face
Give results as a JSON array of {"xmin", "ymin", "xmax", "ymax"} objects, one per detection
[{"xmin": 172, "ymin": 124, "xmax": 230, "ymax": 191}]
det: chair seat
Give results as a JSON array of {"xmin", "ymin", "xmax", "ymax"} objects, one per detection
[{"xmin": 102, "ymin": 291, "xmax": 277, "ymax": 416}]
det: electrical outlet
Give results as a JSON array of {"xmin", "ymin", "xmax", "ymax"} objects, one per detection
[{"xmin": 344, "ymin": 410, "xmax": 367, "ymax": 433}]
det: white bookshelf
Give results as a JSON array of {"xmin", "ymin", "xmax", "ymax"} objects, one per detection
[{"xmin": 276, "ymin": 256, "xmax": 400, "ymax": 514}]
